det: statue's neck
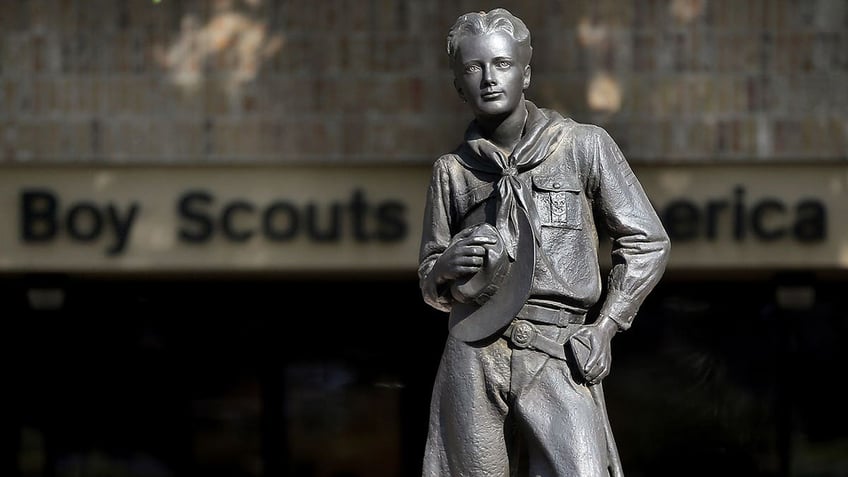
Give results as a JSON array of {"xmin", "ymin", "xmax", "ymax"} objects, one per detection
[{"xmin": 476, "ymin": 102, "xmax": 527, "ymax": 154}]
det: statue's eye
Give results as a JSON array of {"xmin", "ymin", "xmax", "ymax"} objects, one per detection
[
  {"xmin": 496, "ymin": 60, "xmax": 512, "ymax": 68},
  {"xmin": 464, "ymin": 64, "xmax": 481, "ymax": 73}
]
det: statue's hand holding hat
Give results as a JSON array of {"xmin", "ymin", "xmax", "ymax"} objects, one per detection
[
  {"xmin": 447, "ymin": 215, "xmax": 535, "ymax": 343},
  {"xmin": 449, "ymin": 223, "xmax": 510, "ymax": 306}
]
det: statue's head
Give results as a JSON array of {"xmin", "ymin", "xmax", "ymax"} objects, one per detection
[
  {"xmin": 446, "ymin": 9, "xmax": 533, "ymax": 71},
  {"xmin": 446, "ymin": 9, "xmax": 533, "ymax": 119}
]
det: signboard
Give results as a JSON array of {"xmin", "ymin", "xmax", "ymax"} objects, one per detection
[
  {"xmin": 1, "ymin": 165, "xmax": 423, "ymax": 272},
  {"xmin": 638, "ymin": 163, "xmax": 845, "ymax": 269},
  {"xmin": 0, "ymin": 163, "xmax": 845, "ymax": 272}
]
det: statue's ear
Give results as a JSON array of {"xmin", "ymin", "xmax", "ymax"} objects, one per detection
[
  {"xmin": 454, "ymin": 79, "xmax": 466, "ymax": 102},
  {"xmin": 523, "ymin": 65, "xmax": 532, "ymax": 90}
]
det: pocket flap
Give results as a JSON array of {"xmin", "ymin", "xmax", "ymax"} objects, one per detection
[
  {"xmin": 456, "ymin": 182, "xmax": 495, "ymax": 211},
  {"xmin": 531, "ymin": 174, "xmax": 581, "ymax": 193}
]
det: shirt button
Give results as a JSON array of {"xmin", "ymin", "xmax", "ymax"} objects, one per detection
[{"xmin": 552, "ymin": 182, "xmax": 562, "ymax": 188}]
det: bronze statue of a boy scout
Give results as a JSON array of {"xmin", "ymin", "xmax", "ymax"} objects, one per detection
[{"xmin": 417, "ymin": 8, "xmax": 671, "ymax": 476}]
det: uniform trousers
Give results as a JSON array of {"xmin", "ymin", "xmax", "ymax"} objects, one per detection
[{"xmin": 422, "ymin": 322, "xmax": 610, "ymax": 477}]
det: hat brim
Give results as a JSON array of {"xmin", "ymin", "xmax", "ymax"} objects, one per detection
[{"xmin": 448, "ymin": 212, "xmax": 535, "ymax": 342}]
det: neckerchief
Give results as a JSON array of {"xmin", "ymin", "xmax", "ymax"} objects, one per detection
[{"xmin": 457, "ymin": 100, "xmax": 569, "ymax": 259}]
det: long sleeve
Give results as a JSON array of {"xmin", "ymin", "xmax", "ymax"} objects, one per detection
[
  {"xmin": 590, "ymin": 127, "xmax": 671, "ymax": 330},
  {"xmin": 418, "ymin": 158, "xmax": 455, "ymax": 313}
]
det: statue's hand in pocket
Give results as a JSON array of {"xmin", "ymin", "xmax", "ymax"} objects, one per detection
[{"xmin": 569, "ymin": 323, "xmax": 614, "ymax": 385}]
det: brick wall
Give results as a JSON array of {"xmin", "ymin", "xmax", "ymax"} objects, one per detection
[{"xmin": 1, "ymin": 0, "xmax": 846, "ymax": 164}]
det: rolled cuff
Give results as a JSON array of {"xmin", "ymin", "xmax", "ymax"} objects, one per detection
[
  {"xmin": 420, "ymin": 267, "xmax": 453, "ymax": 313},
  {"xmin": 596, "ymin": 290, "xmax": 640, "ymax": 331}
]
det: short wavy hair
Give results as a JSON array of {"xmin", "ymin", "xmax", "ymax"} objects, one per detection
[{"xmin": 446, "ymin": 8, "xmax": 533, "ymax": 69}]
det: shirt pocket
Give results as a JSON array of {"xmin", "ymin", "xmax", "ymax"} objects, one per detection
[
  {"xmin": 455, "ymin": 182, "xmax": 495, "ymax": 221},
  {"xmin": 532, "ymin": 174, "xmax": 583, "ymax": 230}
]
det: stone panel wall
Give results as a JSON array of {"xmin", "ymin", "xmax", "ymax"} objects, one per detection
[{"xmin": 1, "ymin": 0, "xmax": 846, "ymax": 163}]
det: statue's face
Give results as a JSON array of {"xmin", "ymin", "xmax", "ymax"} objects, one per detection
[{"xmin": 453, "ymin": 31, "xmax": 530, "ymax": 120}]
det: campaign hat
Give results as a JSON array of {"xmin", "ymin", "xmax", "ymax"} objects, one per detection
[{"xmin": 448, "ymin": 213, "xmax": 535, "ymax": 342}]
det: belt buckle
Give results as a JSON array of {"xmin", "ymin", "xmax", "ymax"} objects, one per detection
[{"xmin": 510, "ymin": 320, "xmax": 536, "ymax": 348}]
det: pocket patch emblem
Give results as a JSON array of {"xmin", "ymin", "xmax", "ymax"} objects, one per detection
[{"xmin": 551, "ymin": 192, "xmax": 568, "ymax": 223}]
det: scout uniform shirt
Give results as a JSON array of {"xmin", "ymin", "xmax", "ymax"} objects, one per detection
[{"xmin": 418, "ymin": 100, "xmax": 670, "ymax": 331}]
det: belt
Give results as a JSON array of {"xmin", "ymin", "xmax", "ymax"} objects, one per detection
[
  {"xmin": 503, "ymin": 320, "xmax": 569, "ymax": 361},
  {"xmin": 516, "ymin": 303, "xmax": 585, "ymax": 327}
]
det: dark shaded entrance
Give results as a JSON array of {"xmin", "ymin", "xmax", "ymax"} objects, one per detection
[
  {"xmin": 5, "ymin": 272, "xmax": 847, "ymax": 476},
  {"xmin": 5, "ymin": 274, "xmax": 444, "ymax": 477}
]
